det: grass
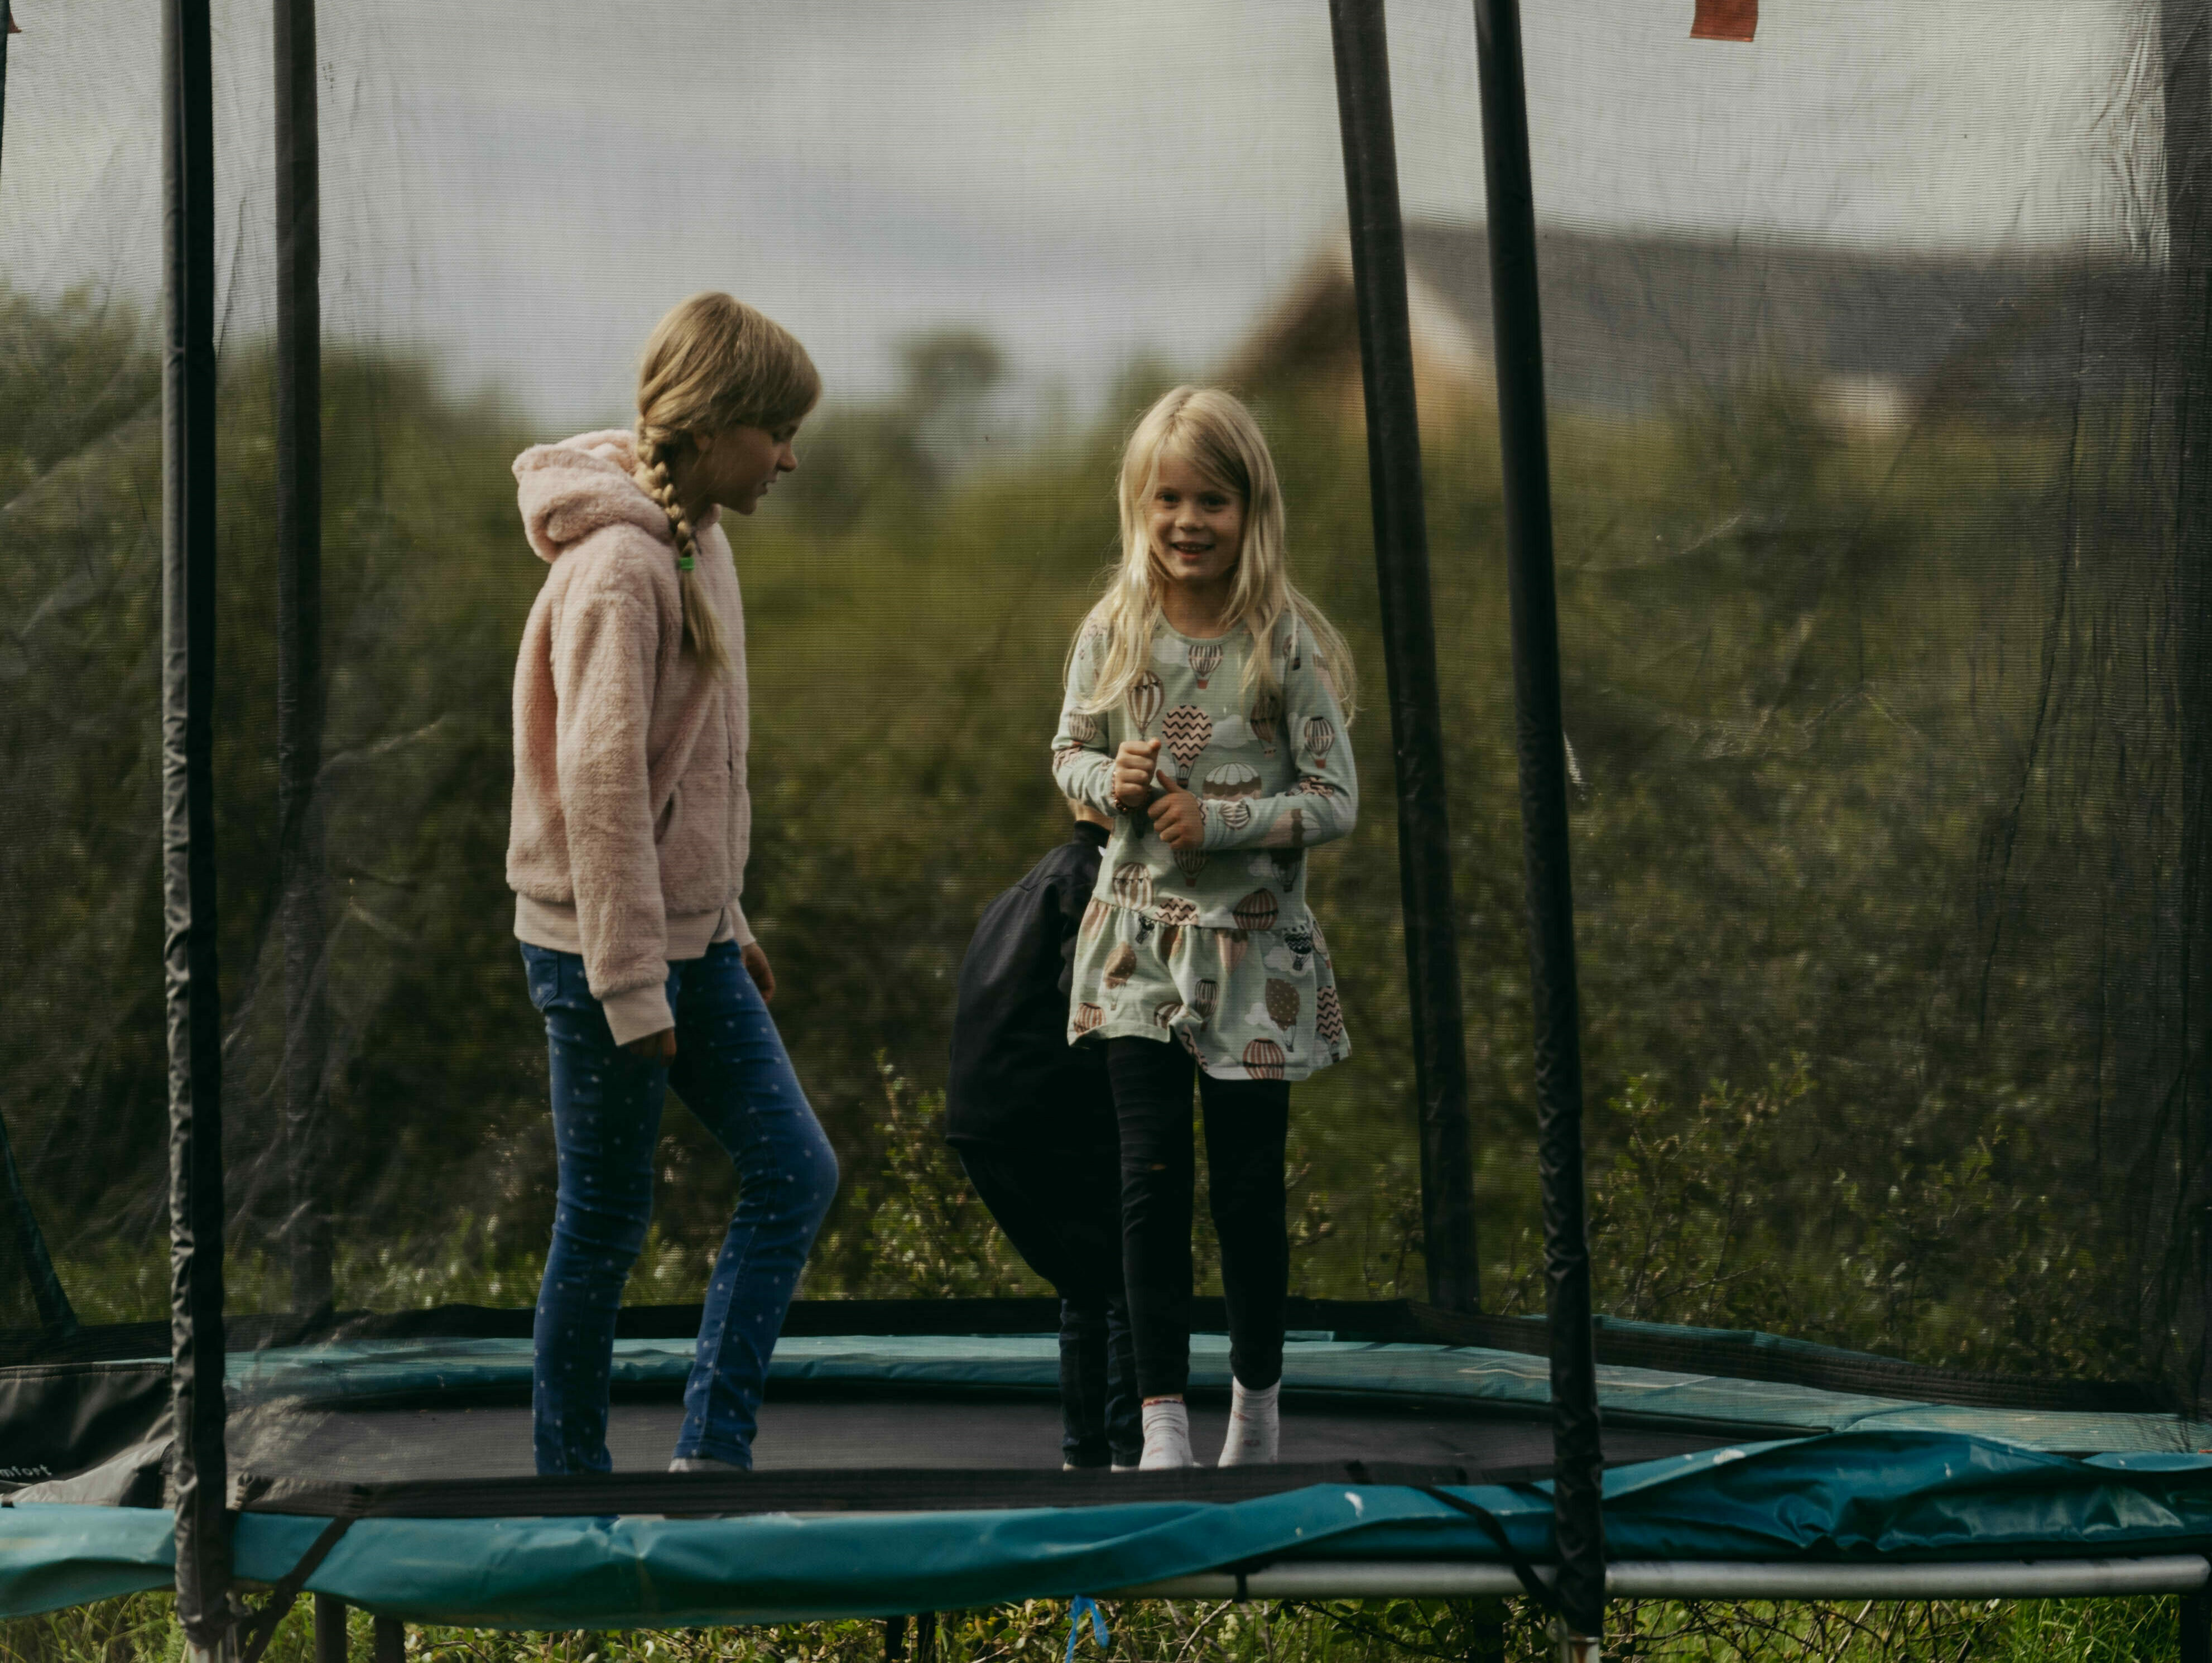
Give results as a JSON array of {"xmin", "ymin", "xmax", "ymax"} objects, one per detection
[{"xmin": 0, "ymin": 1589, "xmax": 2192, "ymax": 1663}]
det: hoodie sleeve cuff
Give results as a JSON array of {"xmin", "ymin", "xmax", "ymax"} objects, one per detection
[
  {"xmin": 727, "ymin": 901, "xmax": 757, "ymax": 950},
  {"xmin": 602, "ymin": 981, "xmax": 675, "ymax": 1048}
]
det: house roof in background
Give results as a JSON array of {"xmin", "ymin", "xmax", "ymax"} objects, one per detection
[{"xmin": 1227, "ymin": 220, "xmax": 2160, "ymax": 416}]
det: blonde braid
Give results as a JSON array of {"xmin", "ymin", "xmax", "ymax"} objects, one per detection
[
  {"xmin": 631, "ymin": 291, "xmax": 821, "ymax": 677},
  {"xmin": 634, "ymin": 430, "xmax": 730, "ymax": 676}
]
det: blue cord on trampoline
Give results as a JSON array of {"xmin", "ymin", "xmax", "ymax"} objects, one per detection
[{"xmin": 1066, "ymin": 1598, "xmax": 1109, "ymax": 1663}]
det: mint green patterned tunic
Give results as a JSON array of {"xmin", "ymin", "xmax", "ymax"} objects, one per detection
[{"xmin": 1051, "ymin": 616, "xmax": 1358, "ymax": 1082}]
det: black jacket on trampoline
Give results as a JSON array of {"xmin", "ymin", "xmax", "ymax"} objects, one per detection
[{"xmin": 945, "ymin": 821, "xmax": 1115, "ymax": 1150}]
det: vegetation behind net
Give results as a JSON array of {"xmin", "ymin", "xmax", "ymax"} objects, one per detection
[{"xmin": 1, "ymin": 234, "xmax": 2201, "ymax": 1392}]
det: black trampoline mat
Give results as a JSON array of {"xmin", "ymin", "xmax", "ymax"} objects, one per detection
[{"xmin": 232, "ymin": 1391, "xmax": 1737, "ymax": 1483}]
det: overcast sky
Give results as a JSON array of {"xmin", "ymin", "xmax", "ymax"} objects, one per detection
[{"xmin": 2, "ymin": 0, "xmax": 2161, "ymax": 429}]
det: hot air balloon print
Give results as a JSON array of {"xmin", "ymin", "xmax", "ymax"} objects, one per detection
[
  {"xmin": 1080, "ymin": 897, "xmax": 1110, "ymax": 943},
  {"xmin": 1104, "ymin": 943, "xmax": 1138, "ymax": 989},
  {"xmin": 1153, "ymin": 998, "xmax": 1184, "ymax": 1028},
  {"xmin": 1111, "ymin": 863, "xmax": 1155, "ymax": 911},
  {"xmin": 1203, "ymin": 761, "xmax": 1263, "ymax": 800},
  {"xmin": 1282, "ymin": 920, "xmax": 1314, "ymax": 971},
  {"xmin": 1233, "ymin": 890, "xmax": 1279, "ymax": 934},
  {"xmin": 1293, "ymin": 777, "xmax": 1337, "ymax": 797},
  {"xmin": 1282, "ymin": 623, "xmax": 1303, "ymax": 672},
  {"xmin": 1175, "ymin": 845, "xmax": 1208, "ymax": 879},
  {"xmin": 1074, "ymin": 1002, "xmax": 1105, "ymax": 1037},
  {"xmin": 1243, "ymin": 1037, "xmax": 1286, "ymax": 1081},
  {"xmin": 1219, "ymin": 931, "xmax": 1249, "ymax": 973},
  {"xmin": 1154, "ymin": 897, "xmax": 1196, "ymax": 959},
  {"xmin": 1265, "ymin": 978, "xmax": 1300, "ymax": 1044},
  {"xmin": 1187, "ymin": 640, "xmax": 1224, "ymax": 688},
  {"xmin": 1316, "ymin": 986, "xmax": 1347, "ymax": 1055},
  {"xmin": 1303, "ymin": 716, "xmax": 1336, "ymax": 763},
  {"xmin": 1162, "ymin": 705, "xmax": 1213, "ymax": 785},
  {"xmin": 1128, "ymin": 671, "xmax": 1164, "ymax": 736},
  {"xmin": 1067, "ymin": 712, "xmax": 1101, "ymax": 747},
  {"xmin": 1192, "ymin": 979, "xmax": 1220, "ymax": 1023},
  {"xmin": 1219, "ymin": 799, "xmax": 1253, "ymax": 833},
  {"xmin": 1269, "ymin": 848, "xmax": 1305, "ymax": 893},
  {"xmin": 1249, "ymin": 690, "xmax": 1282, "ymax": 757}
]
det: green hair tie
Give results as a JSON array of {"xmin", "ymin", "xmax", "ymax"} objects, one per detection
[{"xmin": 677, "ymin": 553, "xmax": 695, "ymax": 573}]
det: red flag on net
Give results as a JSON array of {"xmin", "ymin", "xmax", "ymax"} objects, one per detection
[{"xmin": 1692, "ymin": 0, "xmax": 1756, "ymax": 41}]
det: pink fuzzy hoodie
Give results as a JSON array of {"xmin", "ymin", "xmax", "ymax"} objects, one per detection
[{"xmin": 506, "ymin": 429, "xmax": 754, "ymax": 1045}]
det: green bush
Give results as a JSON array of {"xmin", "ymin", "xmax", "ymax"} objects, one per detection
[{"xmin": 0, "ymin": 285, "xmax": 2181, "ymax": 1387}]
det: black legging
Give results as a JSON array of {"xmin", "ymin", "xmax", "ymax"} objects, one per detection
[{"xmin": 1106, "ymin": 1036, "xmax": 1289, "ymax": 1400}]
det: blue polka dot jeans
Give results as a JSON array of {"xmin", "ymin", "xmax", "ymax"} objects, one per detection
[{"xmin": 522, "ymin": 940, "xmax": 840, "ymax": 1474}]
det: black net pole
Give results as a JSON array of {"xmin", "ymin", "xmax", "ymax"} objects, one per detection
[
  {"xmin": 274, "ymin": 0, "xmax": 331, "ymax": 1315},
  {"xmin": 163, "ymin": 0, "xmax": 230, "ymax": 1642},
  {"xmin": 1, "ymin": 1, "xmax": 12, "ymax": 198},
  {"xmin": 1324, "ymin": 0, "xmax": 1481, "ymax": 1315},
  {"xmin": 2161, "ymin": 0, "xmax": 2212, "ymax": 1416},
  {"xmin": 1468, "ymin": 0, "xmax": 1604, "ymax": 1642}
]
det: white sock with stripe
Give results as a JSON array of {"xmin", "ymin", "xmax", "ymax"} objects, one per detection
[
  {"xmin": 1217, "ymin": 1378, "xmax": 1280, "ymax": 1466},
  {"xmin": 1138, "ymin": 1399, "xmax": 1195, "ymax": 1469}
]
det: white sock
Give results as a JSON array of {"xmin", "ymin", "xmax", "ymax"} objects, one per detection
[
  {"xmin": 1138, "ymin": 1400, "xmax": 1195, "ymax": 1469},
  {"xmin": 669, "ymin": 1454, "xmax": 746, "ymax": 1473},
  {"xmin": 1218, "ymin": 1379, "xmax": 1280, "ymax": 1467}
]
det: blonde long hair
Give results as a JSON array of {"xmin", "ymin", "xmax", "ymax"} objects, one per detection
[
  {"xmin": 633, "ymin": 292, "xmax": 821, "ymax": 673},
  {"xmin": 1069, "ymin": 386, "xmax": 1357, "ymax": 722}
]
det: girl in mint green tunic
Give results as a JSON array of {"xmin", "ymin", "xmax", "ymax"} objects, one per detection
[
  {"xmin": 1050, "ymin": 386, "xmax": 1359, "ymax": 1473},
  {"xmin": 1054, "ymin": 616, "xmax": 1357, "ymax": 1076}
]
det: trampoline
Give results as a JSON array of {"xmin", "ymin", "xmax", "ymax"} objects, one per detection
[{"xmin": 9, "ymin": 0, "xmax": 2212, "ymax": 1657}]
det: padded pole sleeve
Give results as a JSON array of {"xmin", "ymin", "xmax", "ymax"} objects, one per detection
[
  {"xmin": 2158, "ymin": 0, "xmax": 2212, "ymax": 1421},
  {"xmin": 273, "ymin": 0, "xmax": 332, "ymax": 1315},
  {"xmin": 163, "ymin": 0, "xmax": 230, "ymax": 1641},
  {"xmin": 1467, "ymin": 0, "xmax": 1606, "ymax": 1639},
  {"xmin": 1324, "ymin": 0, "xmax": 1482, "ymax": 1316}
]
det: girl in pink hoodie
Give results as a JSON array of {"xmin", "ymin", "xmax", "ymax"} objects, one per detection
[{"xmin": 508, "ymin": 292, "xmax": 838, "ymax": 1475}]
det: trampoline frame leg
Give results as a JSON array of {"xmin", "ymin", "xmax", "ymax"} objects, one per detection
[
  {"xmin": 1465, "ymin": 1597, "xmax": 1506, "ymax": 1663},
  {"xmin": 372, "ymin": 1614, "xmax": 404, "ymax": 1663},
  {"xmin": 2185, "ymin": 1592, "xmax": 2210, "ymax": 1663},
  {"xmin": 314, "ymin": 1595, "xmax": 348, "ymax": 1663},
  {"xmin": 885, "ymin": 1616, "xmax": 906, "ymax": 1663}
]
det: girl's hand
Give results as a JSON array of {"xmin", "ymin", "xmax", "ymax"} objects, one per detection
[
  {"xmin": 1113, "ymin": 738, "xmax": 1163, "ymax": 811},
  {"xmin": 1148, "ymin": 771, "xmax": 1205, "ymax": 850},
  {"xmin": 743, "ymin": 941, "xmax": 777, "ymax": 1003},
  {"xmin": 627, "ymin": 1028, "xmax": 677, "ymax": 1063}
]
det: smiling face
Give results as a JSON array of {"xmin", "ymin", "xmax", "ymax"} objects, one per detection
[
  {"xmin": 1146, "ymin": 447, "xmax": 1246, "ymax": 594},
  {"xmin": 685, "ymin": 421, "xmax": 801, "ymax": 517}
]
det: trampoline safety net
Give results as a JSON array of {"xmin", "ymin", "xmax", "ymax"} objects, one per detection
[{"xmin": 6, "ymin": 0, "xmax": 2212, "ymax": 1508}]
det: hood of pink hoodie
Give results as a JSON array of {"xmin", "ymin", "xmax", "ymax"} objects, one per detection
[{"xmin": 512, "ymin": 429, "xmax": 721, "ymax": 564}]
